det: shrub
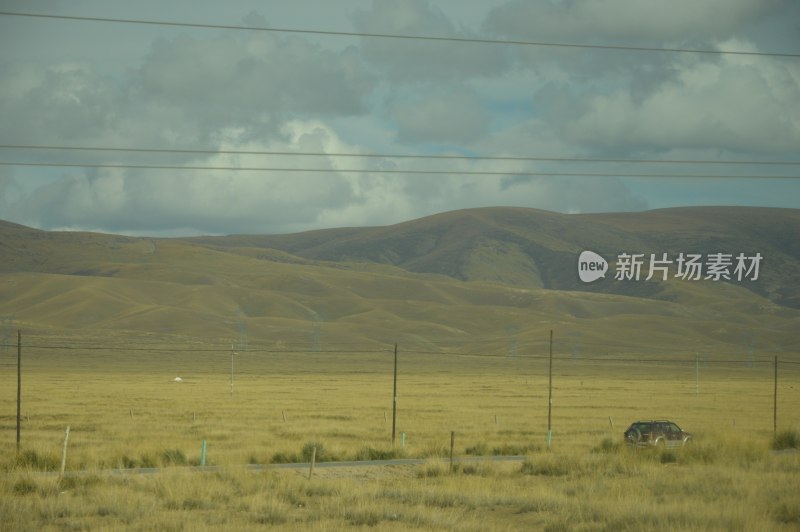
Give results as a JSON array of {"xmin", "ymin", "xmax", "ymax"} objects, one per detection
[
  {"xmin": 59, "ymin": 474, "xmax": 100, "ymax": 492},
  {"xmin": 354, "ymin": 446, "xmax": 404, "ymax": 461},
  {"xmin": 682, "ymin": 441, "xmax": 716, "ymax": 464},
  {"xmin": 417, "ymin": 461, "xmax": 448, "ymax": 478},
  {"xmin": 302, "ymin": 441, "xmax": 325, "ymax": 462},
  {"xmin": 15, "ymin": 449, "xmax": 58, "ymax": 471},
  {"xmin": 772, "ymin": 430, "xmax": 800, "ymax": 451},
  {"xmin": 138, "ymin": 453, "xmax": 158, "ymax": 468},
  {"xmin": 162, "ymin": 448, "xmax": 187, "ymax": 466},
  {"xmin": 270, "ymin": 451, "xmax": 300, "ymax": 464},
  {"xmin": 346, "ymin": 509, "xmax": 382, "ymax": 527},
  {"xmin": 660, "ymin": 450, "xmax": 678, "ymax": 464},
  {"xmin": 592, "ymin": 437, "xmax": 622, "ymax": 454},
  {"xmin": 13, "ymin": 478, "xmax": 38, "ymax": 495},
  {"xmin": 465, "ymin": 442, "xmax": 489, "ymax": 456},
  {"xmin": 773, "ymin": 500, "xmax": 800, "ymax": 525},
  {"xmin": 119, "ymin": 454, "xmax": 138, "ymax": 469},
  {"xmin": 492, "ymin": 443, "xmax": 541, "ymax": 455},
  {"xmin": 420, "ymin": 443, "xmax": 449, "ymax": 458},
  {"xmin": 271, "ymin": 441, "xmax": 333, "ymax": 464},
  {"xmin": 520, "ymin": 455, "xmax": 576, "ymax": 477}
]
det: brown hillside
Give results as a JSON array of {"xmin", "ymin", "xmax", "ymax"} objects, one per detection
[{"xmin": 187, "ymin": 206, "xmax": 800, "ymax": 309}]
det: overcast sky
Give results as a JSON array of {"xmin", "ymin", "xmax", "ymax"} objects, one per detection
[{"xmin": 1, "ymin": 0, "xmax": 799, "ymax": 236}]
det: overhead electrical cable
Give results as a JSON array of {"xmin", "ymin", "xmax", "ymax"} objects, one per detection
[
  {"xmin": 2, "ymin": 144, "xmax": 799, "ymax": 166},
  {"xmin": 0, "ymin": 161, "xmax": 796, "ymax": 179},
  {"xmin": 1, "ymin": 11, "xmax": 798, "ymax": 58}
]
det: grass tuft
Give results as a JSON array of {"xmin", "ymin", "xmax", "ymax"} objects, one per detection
[
  {"xmin": 15, "ymin": 449, "xmax": 59, "ymax": 471},
  {"xmin": 773, "ymin": 500, "xmax": 800, "ymax": 525},
  {"xmin": 12, "ymin": 477, "xmax": 38, "ymax": 495},
  {"xmin": 465, "ymin": 442, "xmax": 489, "ymax": 456},
  {"xmin": 772, "ymin": 429, "xmax": 800, "ymax": 451},
  {"xmin": 520, "ymin": 454, "xmax": 577, "ymax": 477},
  {"xmin": 493, "ymin": 443, "xmax": 541, "ymax": 455},
  {"xmin": 417, "ymin": 460, "xmax": 448, "ymax": 478},
  {"xmin": 354, "ymin": 446, "xmax": 405, "ymax": 461},
  {"xmin": 659, "ymin": 450, "xmax": 678, "ymax": 464},
  {"xmin": 302, "ymin": 441, "xmax": 325, "ymax": 462},
  {"xmin": 162, "ymin": 448, "xmax": 187, "ymax": 466},
  {"xmin": 592, "ymin": 437, "xmax": 623, "ymax": 454}
]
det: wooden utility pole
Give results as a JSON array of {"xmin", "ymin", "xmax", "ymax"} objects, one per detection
[
  {"xmin": 695, "ymin": 354, "xmax": 700, "ymax": 395},
  {"xmin": 774, "ymin": 356, "xmax": 778, "ymax": 437},
  {"xmin": 392, "ymin": 344, "xmax": 398, "ymax": 445},
  {"xmin": 547, "ymin": 329, "xmax": 553, "ymax": 449},
  {"xmin": 16, "ymin": 330, "xmax": 21, "ymax": 453}
]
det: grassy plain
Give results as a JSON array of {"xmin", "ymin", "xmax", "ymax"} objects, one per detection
[
  {"xmin": 1, "ymin": 210, "xmax": 799, "ymax": 529},
  {"xmin": 1, "ymin": 338, "xmax": 799, "ymax": 530}
]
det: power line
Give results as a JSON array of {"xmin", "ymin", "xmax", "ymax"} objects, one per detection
[
  {"xmin": 19, "ymin": 342, "xmax": 794, "ymax": 366},
  {"xmin": 1, "ymin": 11, "xmax": 798, "ymax": 59},
  {"xmin": 3, "ymin": 144, "xmax": 798, "ymax": 167},
  {"xmin": 1, "ymin": 161, "xmax": 797, "ymax": 179},
  {"xmin": 24, "ymin": 344, "xmax": 390, "ymax": 354}
]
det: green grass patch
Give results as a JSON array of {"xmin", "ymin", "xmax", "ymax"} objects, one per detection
[
  {"xmin": 162, "ymin": 448, "xmax": 187, "ymax": 466},
  {"xmin": 15, "ymin": 449, "xmax": 59, "ymax": 471},
  {"xmin": 353, "ymin": 446, "xmax": 405, "ymax": 461},
  {"xmin": 772, "ymin": 429, "xmax": 800, "ymax": 451}
]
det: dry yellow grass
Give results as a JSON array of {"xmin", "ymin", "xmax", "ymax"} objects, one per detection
[{"xmin": 1, "ymin": 339, "xmax": 798, "ymax": 530}]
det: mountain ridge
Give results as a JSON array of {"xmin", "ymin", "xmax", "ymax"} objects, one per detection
[
  {"xmin": 1, "ymin": 206, "xmax": 798, "ymax": 355},
  {"xmin": 183, "ymin": 206, "xmax": 800, "ymax": 308}
]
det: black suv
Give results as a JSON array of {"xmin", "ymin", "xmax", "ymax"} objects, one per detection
[{"xmin": 624, "ymin": 420, "xmax": 692, "ymax": 448}]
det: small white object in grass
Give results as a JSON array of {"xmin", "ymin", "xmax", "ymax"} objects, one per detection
[{"xmin": 174, "ymin": 377, "xmax": 183, "ymax": 383}]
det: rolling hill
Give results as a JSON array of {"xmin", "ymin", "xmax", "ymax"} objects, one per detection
[
  {"xmin": 188, "ymin": 206, "xmax": 800, "ymax": 308},
  {"xmin": 0, "ymin": 207, "xmax": 798, "ymax": 358}
]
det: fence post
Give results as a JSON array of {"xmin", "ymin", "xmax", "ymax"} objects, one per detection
[
  {"xmin": 200, "ymin": 439, "xmax": 207, "ymax": 466},
  {"xmin": 450, "ymin": 431, "xmax": 455, "ymax": 472},
  {"xmin": 59, "ymin": 426, "xmax": 70, "ymax": 478},
  {"xmin": 308, "ymin": 446, "xmax": 317, "ymax": 480}
]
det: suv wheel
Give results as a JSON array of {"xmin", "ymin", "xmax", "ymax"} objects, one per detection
[{"xmin": 626, "ymin": 428, "xmax": 642, "ymax": 444}]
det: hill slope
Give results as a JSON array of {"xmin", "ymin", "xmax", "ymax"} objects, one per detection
[
  {"xmin": 1, "ymin": 207, "xmax": 798, "ymax": 357},
  {"xmin": 188, "ymin": 206, "xmax": 800, "ymax": 309}
]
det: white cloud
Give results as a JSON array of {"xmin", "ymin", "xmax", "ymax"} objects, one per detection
[
  {"xmin": 391, "ymin": 86, "xmax": 490, "ymax": 144},
  {"xmin": 352, "ymin": 0, "xmax": 509, "ymax": 82},
  {"xmin": 484, "ymin": 0, "xmax": 782, "ymax": 44},
  {"xmin": 6, "ymin": 119, "xmax": 650, "ymax": 234},
  {"xmin": 557, "ymin": 56, "xmax": 800, "ymax": 154},
  {"xmin": 139, "ymin": 30, "xmax": 373, "ymax": 119},
  {"xmin": 1, "ymin": 1, "xmax": 797, "ymax": 235}
]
